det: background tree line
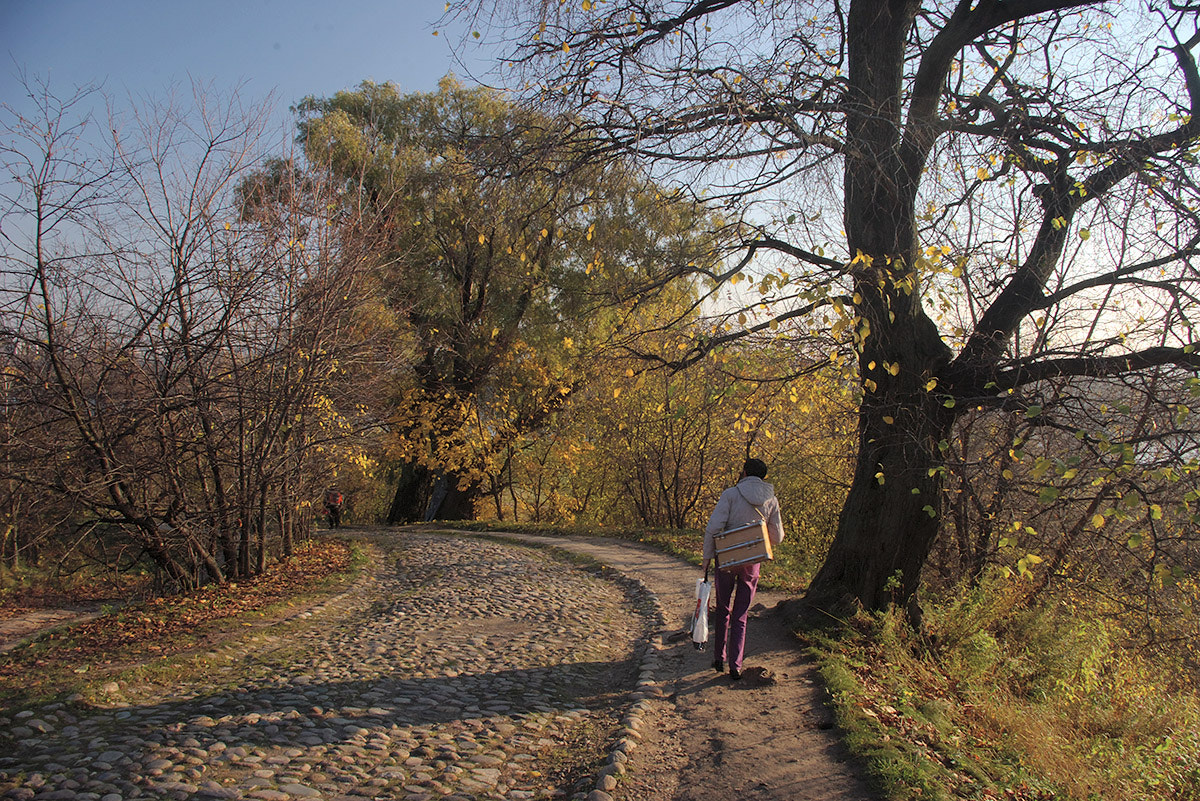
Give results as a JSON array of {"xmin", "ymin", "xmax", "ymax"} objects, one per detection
[{"xmin": 0, "ymin": 76, "xmax": 838, "ymax": 592}]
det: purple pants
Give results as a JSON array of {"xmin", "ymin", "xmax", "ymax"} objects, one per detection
[{"xmin": 712, "ymin": 563, "xmax": 760, "ymax": 671}]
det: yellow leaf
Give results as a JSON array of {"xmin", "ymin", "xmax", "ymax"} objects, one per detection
[{"xmin": 1091, "ymin": 514, "xmax": 1106, "ymax": 529}]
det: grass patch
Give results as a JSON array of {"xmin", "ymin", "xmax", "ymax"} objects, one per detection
[
  {"xmin": 799, "ymin": 582, "xmax": 1200, "ymax": 801},
  {"xmin": 0, "ymin": 560, "xmax": 153, "ymax": 619}
]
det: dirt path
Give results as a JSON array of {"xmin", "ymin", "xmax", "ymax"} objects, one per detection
[
  {"xmin": 0, "ymin": 605, "xmax": 106, "ymax": 653},
  {"xmin": 497, "ymin": 532, "xmax": 878, "ymax": 801}
]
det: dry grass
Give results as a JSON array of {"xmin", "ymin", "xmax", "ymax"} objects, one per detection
[{"xmin": 801, "ymin": 576, "xmax": 1200, "ymax": 801}]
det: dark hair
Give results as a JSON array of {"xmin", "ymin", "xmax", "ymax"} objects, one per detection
[{"xmin": 743, "ymin": 458, "xmax": 768, "ymax": 478}]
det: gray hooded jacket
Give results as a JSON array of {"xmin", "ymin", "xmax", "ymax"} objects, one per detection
[{"xmin": 703, "ymin": 476, "xmax": 785, "ymax": 561}]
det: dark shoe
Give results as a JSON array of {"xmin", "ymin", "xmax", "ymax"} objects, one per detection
[
  {"xmin": 712, "ymin": 659, "xmax": 724, "ymax": 673},
  {"xmin": 730, "ymin": 667, "xmax": 742, "ymax": 680}
]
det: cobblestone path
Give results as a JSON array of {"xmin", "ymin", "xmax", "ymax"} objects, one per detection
[{"xmin": 0, "ymin": 532, "xmax": 666, "ymax": 801}]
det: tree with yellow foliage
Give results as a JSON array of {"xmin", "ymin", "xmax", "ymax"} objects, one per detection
[{"xmin": 297, "ymin": 77, "xmax": 722, "ymax": 521}]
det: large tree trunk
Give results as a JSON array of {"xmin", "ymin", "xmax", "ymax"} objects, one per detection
[
  {"xmin": 806, "ymin": 0, "xmax": 954, "ymax": 616},
  {"xmin": 434, "ymin": 475, "xmax": 481, "ymax": 521},
  {"xmin": 807, "ymin": 395, "xmax": 953, "ymax": 617},
  {"xmin": 387, "ymin": 461, "xmax": 428, "ymax": 524},
  {"xmin": 388, "ymin": 459, "xmax": 483, "ymax": 523}
]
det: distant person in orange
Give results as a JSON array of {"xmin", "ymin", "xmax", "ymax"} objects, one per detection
[
  {"xmin": 702, "ymin": 458, "xmax": 785, "ymax": 680},
  {"xmin": 324, "ymin": 487, "xmax": 344, "ymax": 528}
]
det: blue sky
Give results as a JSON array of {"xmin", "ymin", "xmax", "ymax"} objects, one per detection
[{"xmin": 1, "ymin": 0, "xmax": 495, "ymax": 117}]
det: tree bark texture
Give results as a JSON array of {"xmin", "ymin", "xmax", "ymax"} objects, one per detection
[
  {"xmin": 387, "ymin": 461, "xmax": 482, "ymax": 523},
  {"xmin": 807, "ymin": 0, "xmax": 954, "ymax": 616}
]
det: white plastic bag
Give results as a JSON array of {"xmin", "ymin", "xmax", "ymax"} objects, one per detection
[{"xmin": 691, "ymin": 577, "xmax": 711, "ymax": 650}]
